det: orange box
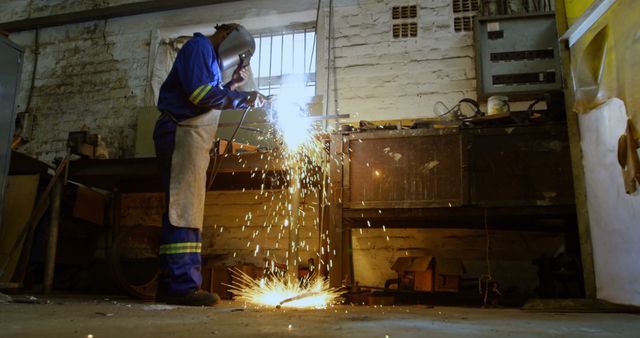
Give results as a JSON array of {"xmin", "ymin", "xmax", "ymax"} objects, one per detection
[{"xmin": 391, "ymin": 256, "xmax": 465, "ymax": 292}]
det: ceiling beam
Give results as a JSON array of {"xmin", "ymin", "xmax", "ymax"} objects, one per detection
[{"xmin": 0, "ymin": 0, "xmax": 243, "ymax": 32}]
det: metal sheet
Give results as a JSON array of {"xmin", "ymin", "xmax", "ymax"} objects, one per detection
[
  {"xmin": 67, "ymin": 152, "xmax": 289, "ymax": 192},
  {"xmin": 0, "ymin": 36, "xmax": 24, "ymax": 232},
  {"xmin": 475, "ymin": 13, "xmax": 563, "ymax": 98},
  {"xmin": 347, "ymin": 130, "xmax": 464, "ymax": 208},
  {"xmin": 470, "ymin": 124, "xmax": 575, "ymax": 206}
]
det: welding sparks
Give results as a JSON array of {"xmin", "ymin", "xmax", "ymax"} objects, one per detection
[
  {"xmin": 227, "ymin": 268, "xmax": 343, "ymax": 309},
  {"xmin": 271, "ymin": 75, "xmax": 314, "ymax": 152},
  {"xmin": 218, "ymin": 74, "xmax": 343, "ymax": 311}
]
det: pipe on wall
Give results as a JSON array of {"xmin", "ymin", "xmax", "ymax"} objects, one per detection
[{"xmin": 0, "ymin": 0, "xmax": 242, "ymax": 32}]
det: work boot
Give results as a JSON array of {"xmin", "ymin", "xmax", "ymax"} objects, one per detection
[{"xmin": 157, "ymin": 289, "xmax": 220, "ymax": 307}]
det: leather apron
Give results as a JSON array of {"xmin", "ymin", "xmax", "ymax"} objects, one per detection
[{"xmin": 169, "ymin": 109, "xmax": 220, "ymax": 230}]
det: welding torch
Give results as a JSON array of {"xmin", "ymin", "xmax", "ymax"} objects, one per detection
[{"xmin": 206, "ymin": 103, "xmax": 257, "ymax": 191}]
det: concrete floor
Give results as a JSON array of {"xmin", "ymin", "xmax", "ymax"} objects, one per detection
[{"xmin": 1, "ymin": 296, "xmax": 639, "ymax": 338}]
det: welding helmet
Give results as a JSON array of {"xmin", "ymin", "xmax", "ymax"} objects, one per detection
[{"xmin": 216, "ymin": 24, "xmax": 255, "ymax": 72}]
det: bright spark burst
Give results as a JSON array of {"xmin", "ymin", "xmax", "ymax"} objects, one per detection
[
  {"xmin": 272, "ymin": 75, "xmax": 314, "ymax": 152},
  {"xmin": 218, "ymin": 74, "xmax": 344, "ymax": 310},
  {"xmin": 227, "ymin": 268, "xmax": 343, "ymax": 309}
]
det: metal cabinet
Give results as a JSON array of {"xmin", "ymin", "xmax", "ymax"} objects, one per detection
[
  {"xmin": 328, "ymin": 124, "xmax": 577, "ymax": 287},
  {"xmin": 0, "ymin": 35, "xmax": 24, "ymax": 228},
  {"xmin": 468, "ymin": 124, "xmax": 575, "ymax": 206},
  {"xmin": 344, "ymin": 129, "xmax": 466, "ymax": 209},
  {"xmin": 475, "ymin": 13, "xmax": 563, "ymax": 99}
]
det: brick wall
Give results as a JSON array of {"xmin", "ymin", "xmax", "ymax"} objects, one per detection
[
  {"xmin": 120, "ymin": 190, "xmax": 320, "ymax": 269},
  {"xmin": 353, "ymin": 228, "xmax": 564, "ymax": 291},
  {"xmin": 318, "ymin": 0, "xmax": 476, "ymax": 122}
]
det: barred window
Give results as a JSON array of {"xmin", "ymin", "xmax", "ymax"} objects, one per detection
[{"xmin": 253, "ymin": 28, "xmax": 316, "ymax": 97}]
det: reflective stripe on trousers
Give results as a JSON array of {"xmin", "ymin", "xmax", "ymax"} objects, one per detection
[{"xmin": 154, "ymin": 127, "xmax": 202, "ymax": 295}]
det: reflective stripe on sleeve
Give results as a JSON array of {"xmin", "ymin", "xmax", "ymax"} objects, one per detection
[
  {"xmin": 159, "ymin": 242, "xmax": 202, "ymax": 255},
  {"xmin": 189, "ymin": 84, "xmax": 213, "ymax": 105}
]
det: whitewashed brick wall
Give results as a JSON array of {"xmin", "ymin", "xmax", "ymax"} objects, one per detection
[
  {"xmin": 353, "ymin": 228, "xmax": 564, "ymax": 290},
  {"xmin": 318, "ymin": 0, "xmax": 476, "ymax": 122}
]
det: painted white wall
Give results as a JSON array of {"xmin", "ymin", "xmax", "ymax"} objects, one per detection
[{"xmin": 578, "ymin": 98, "xmax": 640, "ymax": 306}]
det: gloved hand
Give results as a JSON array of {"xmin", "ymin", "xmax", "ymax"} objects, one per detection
[
  {"xmin": 247, "ymin": 91, "xmax": 269, "ymax": 108},
  {"xmin": 230, "ymin": 64, "xmax": 250, "ymax": 90}
]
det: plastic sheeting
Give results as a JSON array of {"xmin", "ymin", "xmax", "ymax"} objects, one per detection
[
  {"xmin": 578, "ymin": 98, "xmax": 640, "ymax": 306},
  {"xmin": 568, "ymin": 0, "xmax": 640, "ymax": 306},
  {"xmin": 569, "ymin": 0, "xmax": 640, "ymax": 131}
]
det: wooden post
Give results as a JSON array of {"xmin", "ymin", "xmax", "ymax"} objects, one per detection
[
  {"xmin": 44, "ymin": 178, "xmax": 62, "ymax": 295},
  {"xmin": 288, "ymin": 164, "xmax": 301, "ymax": 280},
  {"xmin": 555, "ymin": 0, "xmax": 597, "ymax": 298},
  {"xmin": 328, "ymin": 133, "xmax": 344, "ymax": 288}
]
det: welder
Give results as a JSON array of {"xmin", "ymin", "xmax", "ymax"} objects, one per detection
[{"xmin": 153, "ymin": 23, "xmax": 266, "ymax": 306}]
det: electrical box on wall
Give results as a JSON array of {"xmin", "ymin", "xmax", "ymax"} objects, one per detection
[{"xmin": 474, "ymin": 13, "xmax": 562, "ymax": 99}]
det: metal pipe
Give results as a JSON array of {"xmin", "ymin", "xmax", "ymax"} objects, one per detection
[
  {"xmin": 276, "ymin": 291, "xmax": 323, "ymax": 308},
  {"xmin": 207, "ymin": 106, "xmax": 252, "ymax": 190},
  {"xmin": 216, "ymin": 113, "xmax": 350, "ymax": 127},
  {"xmin": 44, "ymin": 178, "xmax": 63, "ymax": 295},
  {"xmin": 0, "ymin": 0, "xmax": 243, "ymax": 32},
  {"xmin": 287, "ymin": 165, "xmax": 301, "ymax": 280}
]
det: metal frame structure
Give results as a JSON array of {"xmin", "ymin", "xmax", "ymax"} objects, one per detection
[{"xmin": 328, "ymin": 123, "xmax": 579, "ymax": 288}]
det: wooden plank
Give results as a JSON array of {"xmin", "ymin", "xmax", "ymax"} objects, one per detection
[
  {"xmin": 0, "ymin": 175, "xmax": 38, "ymax": 283},
  {"xmin": 328, "ymin": 133, "xmax": 345, "ymax": 288},
  {"xmin": 554, "ymin": 1, "xmax": 597, "ymax": 299}
]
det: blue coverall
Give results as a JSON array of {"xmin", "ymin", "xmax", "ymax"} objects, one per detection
[{"xmin": 154, "ymin": 32, "xmax": 251, "ymax": 295}]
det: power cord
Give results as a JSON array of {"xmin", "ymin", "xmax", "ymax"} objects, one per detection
[
  {"xmin": 478, "ymin": 208, "xmax": 502, "ymax": 306},
  {"xmin": 206, "ymin": 106, "xmax": 252, "ymax": 190}
]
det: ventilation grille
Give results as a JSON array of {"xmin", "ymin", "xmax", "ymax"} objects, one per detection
[
  {"xmin": 392, "ymin": 5, "xmax": 417, "ymax": 19},
  {"xmin": 452, "ymin": 0, "xmax": 479, "ymax": 13},
  {"xmin": 454, "ymin": 16, "xmax": 474, "ymax": 32},
  {"xmin": 393, "ymin": 22, "xmax": 418, "ymax": 39}
]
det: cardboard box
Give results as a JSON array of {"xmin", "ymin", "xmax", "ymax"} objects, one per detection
[
  {"xmin": 72, "ymin": 186, "xmax": 106, "ymax": 225},
  {"xmin": 391, "ymin": 256, "xmax": 465, "ymax": 292},
  {"xmin": 0, "ymin": 175, "xmax": 38, "ymax": 283}
]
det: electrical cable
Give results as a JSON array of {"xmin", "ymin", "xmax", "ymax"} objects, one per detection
[
  {"xmin": 206, "ymin": 106, "xmax": 252, "ymax": 191},
  {"xmin": 24, "ymin": 28, "xmax": 39, "ymax": 114},
  {"xmin": 434, "ymin": 98, "xmax": 482, "ymax": 120},
  {"xmin": 477, "ymin": 209, "xmax": 502, "ymax": 306},
  {"xmin": 433, "ymin": 101, "xmax": 458, "ymax": 119},
  {"xmin": 527, "ymin": 97, "xmax": 543, "ymax": 118},
  {"xmin": 325, "ymin": 0, "xmax": 334, "ymax": 118},
  {"xmin": 478, "ymin": 209, "xmax": 492, "ymax": 306},
  {"xmin": 482, "ymin": 209, "xmax": 492, "ymax": 305},
  {"xmin": 330, "ymin": 0, "xmax": 339, "ymax": 128},
  {"xmin": 308, "ymin": 0, "xmax": 321, "ymax": 78}
]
